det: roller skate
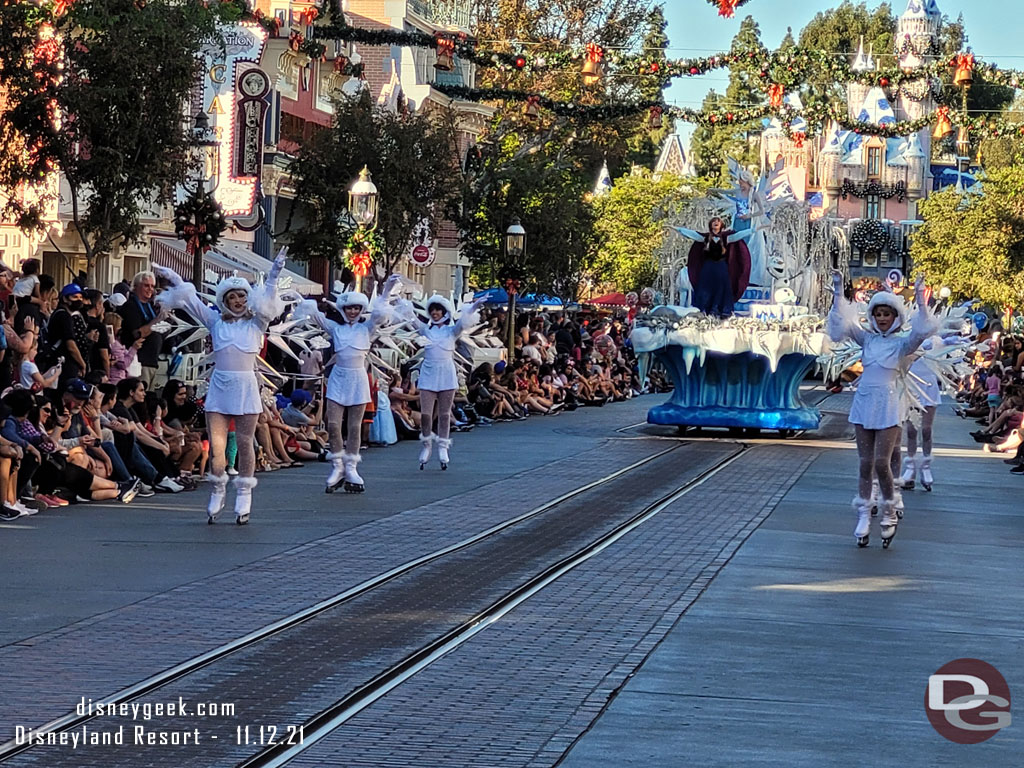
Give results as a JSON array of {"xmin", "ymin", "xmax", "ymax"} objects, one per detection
[
  {"xmin": 233, "ymin": 477, "xmax": 256, "ymax": 525},
  {"xmin": 342, "ymin": 452, "xmax": 364, "ymax": 493},
  {"xmin": 853, "ymin": 496, "xmax": 871, "ymax": 548},
  {"xmin": 436, "ymin": 438, "xmax": 451, "ymax": 470},
  {"xmin": 920, "ymin": 454, "xmax": 933, "ymax": 491},
  {"xmin": 899, "ymin": 453, "xmax": 918, "ymax": 490},
  {"xmin": 325, "ymin": 452, "xmax": 345, "ymax": 494},
  {"xmin": 419, "ymin": 434, "xmax": 433, "ymax": 470},
  {"xmin": 880, "ymin": 499, "xmax": 899, "ymax": 549},
  {"xmin": 206, "ymin": 473, "xmax": 229, "ymax": 524}
]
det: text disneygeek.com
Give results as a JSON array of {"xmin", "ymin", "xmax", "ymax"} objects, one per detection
[{"xmin": 12, "ymin": 697, "xmax": 304, "ymax": 749}]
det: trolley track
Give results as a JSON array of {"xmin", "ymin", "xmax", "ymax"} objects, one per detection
[{"xmin": 0, "ymin": 441, "xmax": 745, "ymax": 766}]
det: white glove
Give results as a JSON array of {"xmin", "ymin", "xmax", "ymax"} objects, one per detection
[
  {"xmin": 914, "ymin": 273, "xmax": 926, "ymax": 305},
  {"xmin": 153, "ymin": 264, "xmax": 184, "ymax": 287},
  {"xmin": 269, "ymin": 247, "xmax": 288, "ymax": 284}
]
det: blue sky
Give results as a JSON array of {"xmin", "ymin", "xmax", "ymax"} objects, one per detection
[{"xmin": 663, "ymin": 0, "xmax": 1023, "ymax": 144}]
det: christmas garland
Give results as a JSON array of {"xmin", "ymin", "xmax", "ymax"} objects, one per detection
[
  {"xmin": 840, "ymin": 179, "xmax": 907, "ymax": 204},
  {"xmin": 432, "ymin": 83, "xmax": 940, "ymax": 139}
]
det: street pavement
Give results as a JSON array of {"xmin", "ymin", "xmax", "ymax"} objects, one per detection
[
  {"xmin": 562, "ymin": 404, "xmax": 1023, "ymax": 767},
  {"xmin": 1, "ymin": 389, "xmax": 1020, "ymax": 766}
]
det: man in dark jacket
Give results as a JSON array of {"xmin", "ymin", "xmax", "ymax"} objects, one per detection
[{"xmin": 118, "ymin": 271, "xmax": 164, "ymax": 388}]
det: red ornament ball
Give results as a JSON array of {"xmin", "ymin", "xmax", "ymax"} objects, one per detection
[
  {"xmin": 689, "ymin": 67, "xmax": 699, "ymax": 75},
  {"xmin": 650, "ymin": 62, "xmax": 660, "ymax": 73},
  {"xmin": 880, "ymin": 77, "xmax": 890, "ymax": 87},
  {"xmin": 514, "ymin": 55, "xmax": 526, "ymax": 69},
  {"xmin": 726, "ymin": 113, "xmax": 734, "ymax": 121}
]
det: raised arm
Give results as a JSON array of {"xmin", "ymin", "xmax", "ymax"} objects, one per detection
[
  {"xmin": 293, "ymin": 299, "xmax": 334, "ymax": 333},
  {"xmin": 826, "ymin": 271, "xmax": 866, "ymax": 346},
  {"xmin": 727, "ymin": 229, "xmax": 753, "ymax": 244},
  {"xmin": 153, "ymin": 265, "xmax": 218, "ymax": 329},
  {"xmin": 903, "ymin": 275, "xmax": 941, "ymax": 357},
  {"xmin": 674, "ymin": 227, "xmax": 703, "ymax": 241},
  {"xmin": 252, "ymin": 247, "xmax": 289, "ymax": 327},
  {"xmin": 454, "ymin": 296, "xmax": 487, "ymax": 338},
  {"xmin": 369, "ymin": 275, "xmax": 401, "ymax": 334}
]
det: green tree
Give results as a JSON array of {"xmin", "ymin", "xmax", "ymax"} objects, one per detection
[
  {"xmin": 0, "ymin": 0, "xmax": 230, "ymax": 282},
  {"xmin": 286, "ymin": 92, "xmax": 460, "ymax": 282},
  {"xmin": 455, "ymin": 126, "xmax": 599, "ymax": 299},
  {"xmin": 592, "ymin": 171, "xmax": 710, "ymax": 291},
  {"xmin": 911, "ymin": 167, "xmax": 1024, "ymax": 308},
  {"xmin": 690, "ymin": 16, "xmax": 765, "ymax": 180},
  {"xmin": 622, "ymin": 5, "xmax": 675, "ymax": 170}
]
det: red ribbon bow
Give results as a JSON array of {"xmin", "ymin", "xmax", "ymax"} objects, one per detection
[
  {"xmin": 53, "ymin": 0, "xmax": 74, "ymax": 17},
  {"xmin": 768, "ymin": 83, "xmax": 785, "ymax": 108},
  {"xmin": 585, "ymin": 43, "xmax": 604, "ymax": 63},
  {"xmin": 792, "ymin": 131, "xmax": 806, "ymax": 149},
  {"xmin": 350, "ymin": 250, "xmax": 373, "ymax": 278},
  {"xmin": 436, "ymin": 36, "xmax": 455, "ymax": 56}
]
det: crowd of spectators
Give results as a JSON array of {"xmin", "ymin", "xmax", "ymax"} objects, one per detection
[{"xmin": 961, "ymin": 331, "xmax": 1024, "ymax": 474}]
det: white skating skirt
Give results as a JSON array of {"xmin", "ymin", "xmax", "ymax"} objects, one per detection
[
  {"xmin": 417, "ymin": 359, "xmax": 458, "ymax": 392},
  {"xmin": 205, "ymin": 369, "xmax": 263, "ymax": 415},
  {"xmin": 849, "ymin": 383, "xmax": 900, "ymax": 430},
  {"xmin": 327, "ymin": 365, "xmax": 371, "ymax": 406}
]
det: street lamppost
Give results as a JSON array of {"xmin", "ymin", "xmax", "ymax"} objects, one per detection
[
  {"xmin": 344, "ymin": 166, "xmax": 379, "ymax": 287},
  {"xmin": 175, "ymin": 111, "xmax": 223, "ymax": 289},
  {"xmin": 502, "ymin": 217, "xmax": 526, "ymax": 358}
]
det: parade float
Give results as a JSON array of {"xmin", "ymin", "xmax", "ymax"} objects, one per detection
[{"xmin": 631, "ymin": 159, "xmax": 845, "ymax": 434}]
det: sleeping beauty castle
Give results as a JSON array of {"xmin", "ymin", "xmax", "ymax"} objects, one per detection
[{"xmin": 760, "ymin": 0, "xmax": 948, "ymax": 280}]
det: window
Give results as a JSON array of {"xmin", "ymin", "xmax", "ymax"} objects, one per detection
[
  {"xmin": 867, "ymin": 146, "xmax": 882, "ymax": 177},
  {"xmin": 865, "ymin": 194, "xmax": 881, "ymax": 220}
]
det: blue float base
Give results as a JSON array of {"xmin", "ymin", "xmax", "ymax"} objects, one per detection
[{"xmin": 647, "ymin": 348, "xmax": 822, "ymax": 432}]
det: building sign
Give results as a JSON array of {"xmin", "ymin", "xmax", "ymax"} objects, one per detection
[
  {"xmin": 201, "ymin": 22, "xmax": 268, "ymax": 217},
  {"xmin": 408, "ymin": 219, "xmax": 435, "ymax": 267}
]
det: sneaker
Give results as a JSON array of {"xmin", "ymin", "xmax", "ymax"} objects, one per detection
[
  {"xmin": 118, "ymin": 478, "xmax": 142, "ymax": 504},
  {"xmin": 36, "ymin": 493, "xmax": 68, "ymax": 508},
  {"xmin": 1011, "ymin": 464, "xmax": 1024, "ymax": 474},
  {"xmin": 18, "ymin": 497, "xmax": 47, "ymax": 512},
  {"xmin": 12, "ymin": 501, "xmax": 39, "ymax": 516},
  {"xmin": 226, "ymin": 467, "xmax": 238, "ymax": 476},
  {"xmin": 0, "ymin": 506, "xmax": 24, "ymax": 520},
  {"xmin": 154, "ymin": 477, "xmax": 184, "ymax": 493},
  {"xmin": 136, "ymin": 483, "xmax": 155, "ymax": 498}
]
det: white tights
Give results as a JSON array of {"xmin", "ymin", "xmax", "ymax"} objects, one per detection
[
  {"xmin": 905, "ymin": 406, "xmax": 936, "ymax": 457},
  {"xmin": 327, "ymin": 400, "xmax": 366, "ymax": 454},
  {"xmin": 419, "ymin": 389, "xmax": 455, "ymax": 439},
  {"xmin": 854, "ymin": 425, "xmax": 901, "ymax": 501},
  {"xmin": 207, "ymin": 413, "xmax": 259, "ymax": 478}
]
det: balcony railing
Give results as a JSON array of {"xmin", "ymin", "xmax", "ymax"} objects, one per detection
[{"xmin": 408, "ymin": 0, "xmax": 471, "ymax": 30}]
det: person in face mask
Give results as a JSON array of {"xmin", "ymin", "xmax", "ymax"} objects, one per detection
[{"xmin": 43, "ymin": 284, "xmax": 91, "ymax": 387}]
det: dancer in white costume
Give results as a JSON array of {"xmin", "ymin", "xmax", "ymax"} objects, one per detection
[
  {"xmin": 154, "ymin": 248, "xmax": 290, "ymax": 524},
  {"xmin": 900, "ymin": 350, "xmax": 940, "ymax": 491},
  {"xmin": 294, "ymin": 275, "xmax": 402, "ymax": 493},
  {"xmin": 827, "ymin": 271, "xmax": 937, "ymax": 548},
  {"xmin": 410, "ymin": 295, "xmax": 484, "ymax": 470}
]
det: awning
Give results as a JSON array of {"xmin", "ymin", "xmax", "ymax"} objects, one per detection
[
  {"xmin": 214, "ymin": 241, "xmax": 323, "ymax": 296},
  {"xmin": 149, "ymin": 237, "xmax": 239, "ymax": 284},
  {"xmin": 589, "ymin": 292, "xmax": 627, "ymax": 307}
]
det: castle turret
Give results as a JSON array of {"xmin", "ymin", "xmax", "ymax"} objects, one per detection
[
  {"xmin": 896, "ymin": 0, "xmax": 941, "ymax": 72},
  {"xmin": 819, "ymin": 123, "xmax": 842, "ymax": 194},
  {"xmin": 848, "ymin": 36, "xmax": 872, "ymax": 121}
]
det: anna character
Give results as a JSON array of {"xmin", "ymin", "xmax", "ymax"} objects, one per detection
[{"xmin": 674, "ymin": 217, "xmax": 752, "ymax": 318}]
